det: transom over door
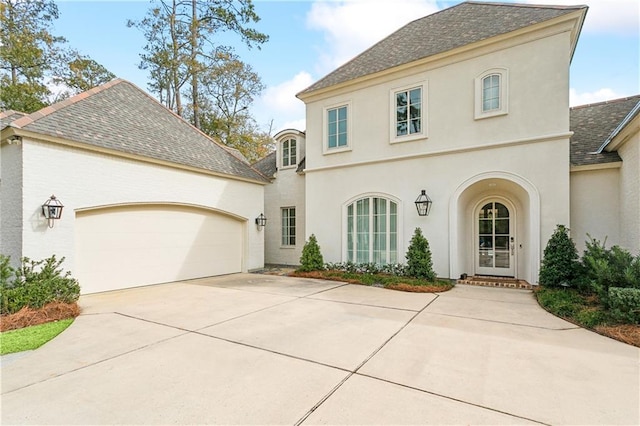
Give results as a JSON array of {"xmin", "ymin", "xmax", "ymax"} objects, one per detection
[{"xmin": 475, "ymin": 201, "xmax": 515, "ymax": 276}]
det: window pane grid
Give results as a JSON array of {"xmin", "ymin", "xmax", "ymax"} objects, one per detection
[
  {"xmin": 347, "ymin": 198, "xmax": 398, "ymax": 265},
  {"xmin": 482, "ymin": 75, "xmax": 500, "ymax": 112},
  {"xmin": 328, "ymin": 106, "xmax": 348, "ymax": 148},
  {"xmin": 281, "ymin": 208, "xmax": 296, "ymax": 246},
  {"xmin": 396, "ymin": 87, "xmax": 422, "ymax": 137}
]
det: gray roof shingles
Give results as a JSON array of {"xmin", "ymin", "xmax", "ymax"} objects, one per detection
[
  {"xmin": 4, "ymin": 79, "xmax": 267, "ymax": 182},
  {"xmin": 252, "ymin": 151, "xmax": 276, "ymax": 178},
  {"xmin": 570, "ymin": 95, "xmax": 640, "ymax": 166},
  {"xmin": 298, "ymin": 1, "xmax": 586, "ymax": 96}
]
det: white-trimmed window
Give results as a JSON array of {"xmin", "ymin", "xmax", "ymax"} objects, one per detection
[
  {"xmin": 281, "ymin": 138, "xmax": 296, "ymax": 168},
  {"xmin": 346, "ymin": 197, "xmax": 398, "ymax": 264},
  {"xmin": 475, "ymin": 68, "xmax": 508, "ymax": 119},
  {"xmin": 390, "ymin": 82, "xmax": 427, "ymax": 143},
  {"xmin": 324, "ymin": 103, "xmax": 350, "ymax": 153},
  {"xmin": 281, "ymin": 207, "xmax": 296, "ymax": 246}
]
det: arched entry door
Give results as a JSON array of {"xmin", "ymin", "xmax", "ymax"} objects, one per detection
[{"xmin": 475, "ymin": 200, "xmax": 515, "ymax": 277}]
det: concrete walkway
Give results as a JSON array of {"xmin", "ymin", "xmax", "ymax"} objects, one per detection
[{"xmin": 1, "ymin": 274, "xmax": 638, "ymax": 425}]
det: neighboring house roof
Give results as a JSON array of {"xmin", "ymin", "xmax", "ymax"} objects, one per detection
[
  {"xmin": 252, "ymin": 151, "xmax": 276, "ymax": 178},
  {"xmin": 298, "ymin": 1, "xmax": 586, "ymax": 96},
  {"xmin": 2, "ymin": 79, "xmax": 267, "ymax": 183},
  {"xmin": 570, "ymin": 95, "xmax": 640, "ymax": 166},
  {"xmin": 0, "ymin": 110, "xmax": 27, "ymax": 128}
]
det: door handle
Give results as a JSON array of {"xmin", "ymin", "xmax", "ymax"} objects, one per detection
[{"xmin": 510, "ymin": 243, "xmax": 515, "ymax": 255}]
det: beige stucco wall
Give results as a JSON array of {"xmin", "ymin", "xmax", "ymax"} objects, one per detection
[
  {"xmin": 263, "ymin": 132, "xmax": 306, "ymax": 266},
  {"xmin": 9, "ymin": 138, "xmax": 264, "ymax": 276},
  {"xmin": 617, "ymin": 134, "xmax": 640, "ymax": 254},
  {"xmin": 570, "ymin": 167, "xmax": 621, "ymax": 254},
  {"xmin": 302, "ymin": 26, "xmax": 574, "ymax": 283}
]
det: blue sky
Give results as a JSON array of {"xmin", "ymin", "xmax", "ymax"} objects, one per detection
[{"xmin": 53, "ymin": 0, "xmax": 639, "ymax": 133}]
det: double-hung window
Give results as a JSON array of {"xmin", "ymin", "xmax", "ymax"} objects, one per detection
[
  {"xmin": 346, "ymin": 197, "xmax": 398, "ymax": 264},
  {"xmin": 326, "ymin": 105, "xmax": 348, "ymax": 150},
  {"xmin": 282, "ymin": 138, "xmax": 296, "ymax": 168},
  {"xmin": 475, "ymin": 68, "xmax": 508, "ymax": 119},
  {"xmin": 281, "ymin": 207, "xmax": 296, "ymax": 246}
]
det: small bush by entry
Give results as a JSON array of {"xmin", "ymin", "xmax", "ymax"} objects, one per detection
[
  {"xmin": 608, "ymin": 287, "xmax": 640, "ymax": 325},
  {"xmin": 405, "ymin": 227, "xmax": 436, "ymax": 281},
  {"xmin": 539, "ymin": 225, "xmax": 580, "ymax": 287},
  {"xmin": 0, "ymin": 255, "xmax": 80, "ymax": 316},
  {"xmin": 298, "ymin": 234, "xmax": 324, "ymax": 272}
]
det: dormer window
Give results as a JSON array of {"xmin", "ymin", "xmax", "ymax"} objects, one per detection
[
  {"xmin": 475, "ymin": 68, "xmax": 508, "ymax": 119},
  {"xmin": 282, "ymin": 138, "xmax": 296, "ymax": 168}
]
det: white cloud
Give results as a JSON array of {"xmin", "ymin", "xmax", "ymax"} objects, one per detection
[
  {"xmin": 279, "ymin": 118, "xmax": 307, "ymax": 133},
  {"xmin": 570, "ymin": 88, "xmax": 622, "ymax": 106},
  {"xmin": 522, "ymin": 0, "xmax": 639, "ymax": 35},
  {"xmin": 255, "ymin": 71, "xmax": 313, "ymax": 133},
  {"xmin": 306, "ymin": 0, "xmax": 440, "ymax": 73}
]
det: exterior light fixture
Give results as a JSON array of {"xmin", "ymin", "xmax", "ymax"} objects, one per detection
[
  {"xmin": 414, "ymin": 189, "xmax": 433, "ymax": 216},
  {"xmin": 42, "ymin": 195, "xmax": 64, "ymax": 228},
  {"xmin": 255, "ymin": 213, "xmax": 267, "ymax": 229}
]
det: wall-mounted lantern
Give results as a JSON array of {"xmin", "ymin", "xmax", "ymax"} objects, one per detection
[
  {"xmin": 255, "ymin": 213, "xmax": 267, "ymax": 230},
  {"xmin": 414, "ymin": 189, "xmax": 433, "ymax": 216},
  {"xmin": 42, "ymin": 195, "xmax": 64, "ymax": 228}
]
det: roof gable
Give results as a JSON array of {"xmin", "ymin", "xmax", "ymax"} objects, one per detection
[
  {"xmin": 3, "ymin": 79, "xmax": 266, "ymax": 182},
  {"xmin": 570, "ymin": 95, "xmax": 640, "ymax": 166},
  {"xmin": 298, "ymin": 1, "xmax": 586, "ymax": 96}
]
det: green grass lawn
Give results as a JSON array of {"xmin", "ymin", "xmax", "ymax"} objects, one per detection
[{"xmin": 0, "ymin": 319, "xmax": 74, "ymax": 356}]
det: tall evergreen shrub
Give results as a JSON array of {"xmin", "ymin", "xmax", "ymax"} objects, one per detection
[
  {"xmin": 539, "ymin": 225, "xmax": 579, "ymax": 287},
  {"xmin": 298, "ymin": 234, "xmax": 324, "ymax": 272},
  {"xmin": 405, "ymin": 228, "xmax": 436, "ymax": 281}
]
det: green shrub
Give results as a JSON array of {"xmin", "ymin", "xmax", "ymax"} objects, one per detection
[
  {"xmin": 535, "ymin": 287, "xmax": 582, "ymax": 317},
  {"xmin": 539, "ymin": 225, "xmax": 579, "ymax": 287},
  {"xmin": 582, "ymin": 236, "xmax": 640, "ymax": 303},
  {"xmin": 298, "ymin": 234, "xmax": 324, "ymax": 272},
  {"xmin": 0, "ymin": 255, "xmax": 15, "ymax": 288},
  {"xmin": 0, "ymin": 255, "xmax": 80, "ymax": 315},
  {"xmin": 608, "ymin": 287, "xmax": 640, "ymax": 324},
  {"xmin": 405, "ymin": 228, "xmax": 435, "ymax": 281}
]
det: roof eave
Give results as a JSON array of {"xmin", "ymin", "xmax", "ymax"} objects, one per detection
[{"xmin": 596, "ymin": 101, "xmax": 640, "ymax": 153}]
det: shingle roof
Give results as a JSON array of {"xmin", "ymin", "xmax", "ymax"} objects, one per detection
[
  {"xmin": 0, "ymin": 110, "xmax": 27, "ymax": 128},
  {"xmin": 298, "ymin": 1, "xmax": 586, "ymax": 96},
  {"xmin": 570, "ymin": 95, "xmax": 640, "ymax": 166},
  {"xmin": 3, "ymin": 79, "xmax": 267, "ymax": 182},
  {"xmin": 252, "ymin": 151, "xmax": 276, "ymax": 178}
]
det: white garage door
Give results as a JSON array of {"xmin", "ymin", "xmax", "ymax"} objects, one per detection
[{"xmin": 75, "ymin": 204, "xmax": 243, "ymax": 294}]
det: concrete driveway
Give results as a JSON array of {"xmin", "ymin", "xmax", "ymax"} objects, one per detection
[{"xmin": 1, "ymin": 274, "xmax": 638, "ymax": 425}]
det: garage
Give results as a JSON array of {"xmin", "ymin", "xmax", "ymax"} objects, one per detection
[{"xmin": 75, "ymin": 204, "xmax": 244, "ymax": 294}]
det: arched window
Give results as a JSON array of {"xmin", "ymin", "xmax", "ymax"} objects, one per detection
[
  {"xmin": 474, "ymin": 68, "xmax": 508, "ymax": 119},
  {"xmin": 282, "ymin": 138, "xmax": 296, "ymax": 167},
  {"xmin": 482, "ymin": 74, "xmax": 501, "ymax": 112},
  {"xmin": 346, "ymin": 196, "xmax": 398, "ymax": 264}
]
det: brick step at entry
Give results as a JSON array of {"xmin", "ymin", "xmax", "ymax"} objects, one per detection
[{"xmin": 457, "ymin": 275, "xmax": 532, "ymax": 290}]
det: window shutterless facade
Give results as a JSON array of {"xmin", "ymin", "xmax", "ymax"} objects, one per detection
[
  {"xmin": 390, "ymin": 82, "xmax": 427, "ymax": 143},
  {"xmin": 282, "ymin": 138, "xmax": 296, "ymax": 168},
  {"xmin": 281, "ymin": 207, "xmax": 296, "ymax": 246},
  {"xmin": 324, "ymin": 103, "xmax": 350, "ymax": 153},
  {"xmin": 346, "ymin": 197, "xmax": 398, "ymax": 264},
  {"xmin": 475, "ymin": 68, "xmax": 509, "ymax": 119}
]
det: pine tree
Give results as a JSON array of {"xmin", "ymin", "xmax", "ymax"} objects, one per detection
[
  {"xmin": 539, "ymin": 225, "xmax": 579, "ymax": 286},
  {"xmin": 405, "ymin": 228, "xmax": 436, "ymax": 281},
  {"xmin": 298, "ymin": 234, "xmax": 324, "ymax": 272}
]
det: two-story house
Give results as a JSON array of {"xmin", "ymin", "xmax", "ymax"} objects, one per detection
[{"xmin": 260, "ymin": 1, "xmax": 640, "ymax": 285}]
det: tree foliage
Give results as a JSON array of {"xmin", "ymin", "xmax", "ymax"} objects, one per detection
[
  {"xmin": 129, "ymin": 0, "xmax": 270, "ymax": 160},
  {"xmin": 299, "ymin": 235, "xmax": 325, "ymax": 272},
  {"xmin": 539, "ymin": 225, "xmax": 580, "ymax": 287},
  {"xmin": 0, "ymin": 0, "xmax": 115, "ymax": 112},
  {"xmin": 405, "ymin": 228, "xmax": 436, "ymax": 281}
]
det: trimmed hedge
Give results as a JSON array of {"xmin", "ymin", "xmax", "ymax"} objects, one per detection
[
  {"xmin": 609, "ymin": 287, "xmax": 640, "ymax": 325},
  {"xmin": 0, "ymin": 255, "xmax": 80, "ymax": 315}
]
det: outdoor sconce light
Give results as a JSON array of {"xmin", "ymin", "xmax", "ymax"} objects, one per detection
[
  {"xmin": 255, "ymin": 213, "xmax": 267, "ymax": 230},
  {"xmin": 415, "ymin": 189, "xmax": 433, "ymax": 216},
  {"xmin": 42, "ymin": 195, "xmax": 64, "ymax": 228}
]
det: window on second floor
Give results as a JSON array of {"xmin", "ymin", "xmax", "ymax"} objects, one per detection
[
  {"xmin": 326, "ymin": 104, "xmax": 349, "ymax": 151},
  {"xmin": 390, "ymin": 82, "xmax": 427, "ymax": 143},
  {"xmin": 475, "ymin": 68, "xmax": 508, "ymax": 119},
  {"xmin": 282, "ymin": 138, "xmax": 296, "ymax": 168}
]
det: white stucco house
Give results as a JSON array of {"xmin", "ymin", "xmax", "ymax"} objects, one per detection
[
  {"xmin": 258, "ymin": 1, "xmax": 640, "ymax": 284},
  {"xmin": 0, "ymin": 79, "xmax": 268, "ymax": 294}
]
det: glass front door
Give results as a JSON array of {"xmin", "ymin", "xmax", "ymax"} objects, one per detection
[{"xmin": 476, "ymin": 201, "xmax": 514, "ymax": 276}]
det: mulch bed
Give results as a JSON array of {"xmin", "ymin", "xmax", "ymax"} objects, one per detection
[
  {"xmin": 289, "ymin": 270, "xmax": 452, "ymax": 292},
  {"xmin": 595, "ymin": 324, "xmax": 640, "ymax": 347},
  {"xmin": 1, "ymin": 302, "xmax": 80, "ymax": 332}
]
